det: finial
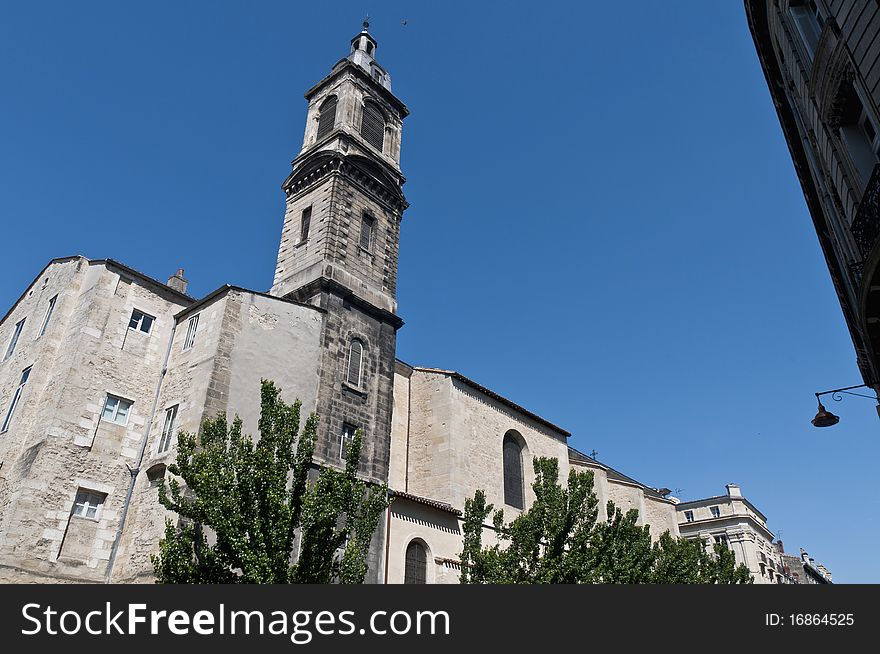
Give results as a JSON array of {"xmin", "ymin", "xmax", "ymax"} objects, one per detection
[{"xmin": 363, "ymin": 14, "xmax": 370, "ymax": 31}]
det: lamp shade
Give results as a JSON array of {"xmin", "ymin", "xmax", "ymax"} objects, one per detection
[{"xmin": 811, "ymin": 403, "xmax": 840, "ymax": 428}]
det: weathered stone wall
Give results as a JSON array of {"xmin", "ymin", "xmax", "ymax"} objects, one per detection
[
  {"xmin": 0, "ymin": 259, "xmax": 190, "ymax": 582},
  {"xmin": 112, "ymin": 289, "xmax": 325, "ymax": 582}
]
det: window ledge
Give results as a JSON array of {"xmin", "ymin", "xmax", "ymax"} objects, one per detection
[
  {"xmin": 295, "ymin": 240, "xmax": 309, "ymax": 249},
  {"xmin": 341, "ymin": 382, "xmax": 368, "ymax": 400}
]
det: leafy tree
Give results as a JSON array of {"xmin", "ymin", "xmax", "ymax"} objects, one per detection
[
  {"xmin": 151, "ymin": 380, "xmax": 388, "ymax": 584},
  {"xmin": 460, "ymin": 456, "xmax": 752, "ymax": 584}
]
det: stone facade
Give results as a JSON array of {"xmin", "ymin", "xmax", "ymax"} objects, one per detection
[
  {"xmin": 1, "ymin": 25, "xmax": 680, "ymax": 584},
  {"xmin": 384, "ymin": 363, "xmax": 680, "ymax": 584},
  {"xmin": 745, "ymin": 1, "xmax": 880, "ymax": 397},
  {"xmin": 676, "ymin": 484, "xmax": 786, "ymax": 584}
]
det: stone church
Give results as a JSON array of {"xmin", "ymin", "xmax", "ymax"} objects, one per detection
[{"xmin": 0, "ymin": 25, "xmax": 678, "ymax": 584}]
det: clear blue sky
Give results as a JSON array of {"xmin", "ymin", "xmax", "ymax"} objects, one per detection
[{"xmin": 1, "ymin": 2, "xmax": 877, "ymax": 582}]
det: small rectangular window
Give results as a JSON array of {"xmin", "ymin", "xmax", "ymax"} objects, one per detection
[
  {"xmin": 101, "ymin": 395, "xmax": 133, "ymax": 426},
  {"xmin": 1, "ymin": 366, "xmax": 32, "ymax": 433},
  {"xmin": 360, "ymin": 214, "xmax": 374, "ymax": 251},
  {"xmin": 183, "ymin": 314, "xmax": 199, "ymax": 351},
  {"xmin": 789, "ymin": 0, "xmax": 823, "ymax": 60},
  {"xmin": 710, "ymin": 506, "xmax": 721, "ymax": 518},
  {"xmin": 128, "ymin": 309, "xmax": 154, "ymax": 334},
  {"xmin": 4, "ymin": 318, "xmax": 26, "ymax": 361},
  {"xmin": 340, "ymin": 422, "xmax": 358, "ymax": 460},
  {"xmin": 684, "ymin": 510, "xmax": 694, "ymax": 523},
  {"xmin": 72, "ymin": 490, "xmax": 105, "ymax": 519},
  {"xmin": 38, "ymin": 295, "xmax": 58, "ymax": 337},
  {"xmin": 158, "ymin": 405, "xmax": 178, "ymax": 453},
  {"xmin": 300, "ymin": 206, "xmax": 312, "ymax": 243}
]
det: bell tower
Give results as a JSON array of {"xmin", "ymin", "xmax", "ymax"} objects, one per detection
[{"xmin": 271, "ymin": 22, "xmax": 408, "ymax": 492}]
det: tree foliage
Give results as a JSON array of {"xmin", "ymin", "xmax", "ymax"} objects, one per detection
[
  {"xmin": 460, "ymin": 457, "xmax": 752, "ymax": 584},
  {"xmin": 151, "ymin": 380, "xmax": 388, "ymax": 584}
]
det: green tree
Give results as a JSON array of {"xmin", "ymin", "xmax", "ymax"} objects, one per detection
[
  {"xmin": 460, "ymin": 456, "xmax": 752, "ymax": 584},
  {"xmin": 151, "ymin": 380, "xmax": 388, "ymax": 584}
]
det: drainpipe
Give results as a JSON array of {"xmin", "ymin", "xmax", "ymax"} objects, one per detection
[
  {"xmin": 104, "ymin": 321, "xmax": 177, "ymax": 583},
  {"xmin": 383, "ymin": 497, "xmax": 393, "ymax": 584}
]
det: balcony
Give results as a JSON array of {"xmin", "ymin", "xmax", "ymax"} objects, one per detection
[{"xmin": 851, "ymin": 164, "xmax": 880, "ymax": 261}]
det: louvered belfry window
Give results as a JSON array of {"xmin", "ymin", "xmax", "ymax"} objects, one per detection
[
  {"xmin": 347, "ymin": 340, "xmax": 363, "ymax": 386},
  {"xmin": 404, "ymin": 541, "xmax": 427, "ymax": 584},
  {"xmin": 503, "ymin": 432, "xmax": 524, "ymax": 509},
  {"xmin": 316, "ymin": 96, "xmax": 337, "ymax": 140},
  {"xmin": 360, "ymin": 102, "xmax": 385, "ymax": 151}
]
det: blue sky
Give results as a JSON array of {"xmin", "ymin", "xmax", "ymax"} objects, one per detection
[{"xmin": 1, "ymin": 1, "xmax": 877, "ymax": 582}]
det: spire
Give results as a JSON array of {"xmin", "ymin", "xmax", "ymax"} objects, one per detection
[{"xmin": 347, "ymin": 17, "xmax": 391, "ymax": 90}]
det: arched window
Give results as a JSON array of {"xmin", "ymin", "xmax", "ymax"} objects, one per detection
[
  {"xmin": 360, "ymin": 102, "xmax": 385, "ymax": 151},
  {"xmin": 347, "ymin": 339, "xmax": 363, "ymax": 387},
  {"xmin": 404, "ymin": 540, "xmax": 427, "ymax": 584},
  {"xmin": 503, "ymin": 431, "xmax": 524, "ymax": 509},
  {"xmin": 316, "ymin": 96, "xmax": 338, "ymax": 140}
]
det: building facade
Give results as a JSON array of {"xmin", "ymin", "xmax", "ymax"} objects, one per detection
[
  {"xmin": 0, "ymin": 25, "xmax": 679, "ymax": 584},
  {"xmin": 676, "ymin": 484, "xmax": 786, "ymax": 584},
  {"xmin": 745, "ymin": 1, "xmax": 880, "ymax": 401}
]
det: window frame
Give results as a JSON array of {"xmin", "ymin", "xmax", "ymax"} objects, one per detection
[
  {"xmin": 502, "ymin": 431, "xmax": 525, "ymax": 510},
  {"xmin": 340, "ymin": 422, "xmax": 358, "ymax": 460},
  {"xmin": 710, "ymin": 505, "xmax": 721, "ymax": 518},
  {"xmin": 300, "ymin": 206, "xmax": 312, "ymax": 244},
  {"xmin": 38, "ymin": 295, "xmax": 58, "ymax": 338},
  {"xmin": 347, "ymin": 339, "xmax": 364, "ymax": 387},
  {"xmin": 183, "ymin": 314, "xmax": 200, "ymax": 351},
  {"xmin": 101, "ymin": 394, "xmax": 133, "ymax": 426},
  {"xmin": 4, "ymin": 318, "xmax": 26, "ymax": 361},
  {"xmin": 72, "ymin": 489, "xmax": 106, "ymax": 520},
  {"xmin": 684, "ymin": 510, "xmax": 695, "ymax": 523},
  {"xmin": 1, "ymin": 366, "xmax": 32, "ymax": 433},
  {"xmin": 404, "ymin": 539, "xmax": 428, "ymax": 584},
  {"xmin": 128, "ymin": 308, "xmax": 155, "ymax": 335},
  {"xmin": 359, "ymin": 213, "xmax": 374, "ymax": 251},
  {"xmin": 157, "ymin": 404, "xmax": 179, "ymax": 454}
]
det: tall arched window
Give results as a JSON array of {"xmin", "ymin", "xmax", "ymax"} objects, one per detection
[
  {"xmin": 360, "ymin": 102, "xmax": 385, "ymax": 151},
  {"xmin": 347, "ymin": 339, "xmax": 363, "ymax": 387},
  {"xmin": 503, "ymin": 431, "xmax": 524, "ymax": 509},
  {"xmin": 404, "ymin": 540, "xmax": 427, "ymax": 584},
  {"xmin": 316, "ymin": 96, "xmax": 338, "ymax": 140}
]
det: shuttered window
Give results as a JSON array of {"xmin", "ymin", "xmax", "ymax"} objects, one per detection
[
  {"xmin": 360, "ymin": 214, "xmax": 374, "ymax": 251},
  {"xmin": 404, "ymin": 541, "xmax": 427, "ymax": 584},
  {"xmin": 360, "ymin": 102, "xmax": 385, "ymax": 151},
  {"xmin": 503, "ymin": 432, "xmax": 524, "ymax": 509},
  {"xmin": 347, "ymin": 340, "xmax": 363, "ymax": 386},
  {"xmin": 300, "ymin": 206, "xmax": 312, "ymax": 243},
  {"xmin": 316, "ymin": 96, "xmax": 337, "ymax": 140}
]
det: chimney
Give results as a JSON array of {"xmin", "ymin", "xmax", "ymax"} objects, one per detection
[
  {"xmin": 800, "ymin": 548, "xmax": 810, "ymax": 564},
  {"xmin": 725, "ymin": 483, "xmax": 742, "ymax": 498},
  {"xmin": 775, "ymin": 539, "xmax": 784, "ymax": 554},
  {"xmin": 167, "ymin": 268, "xmax": 188, "ymax": 294}
]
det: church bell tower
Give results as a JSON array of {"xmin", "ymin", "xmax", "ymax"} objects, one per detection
[{"xmin": 271, "ymin": 21, "xmax": 408, "ymax": 490}]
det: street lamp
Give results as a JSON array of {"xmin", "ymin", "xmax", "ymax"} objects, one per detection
[{"xmin": 811, "ymin": 384, "xmax": 877, "ymax": 427}]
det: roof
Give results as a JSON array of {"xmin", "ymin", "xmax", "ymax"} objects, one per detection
[
  {"xmin": 389, "ymin": 490, "xmax": 462, "ymax": 516},
  {"xmin": 567, "ymin": 446, "xmax": 668, "ymax": 501},
  {"xmin": 410, "ymin": 366, "xmax": 571, "ymax": 437},
  {"xmin": 173, "ymin": 284, "xmax": 326, "ymax": 320},
  {"xmin": 1, "ymin": 255, "xmax": 193, "ymax": 327},
  {"xmin": 675, "ymin": 494, "xmax": 768, "ymax": 523}
]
